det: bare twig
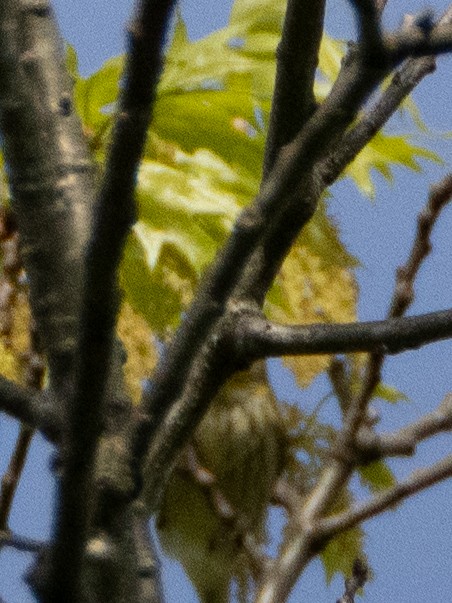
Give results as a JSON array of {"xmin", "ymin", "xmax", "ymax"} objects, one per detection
[
  {"xmin": 319, "ymin": 454, "xmax": 452, "ymax": 539},
  {"xmin": 391, "ymin": 173, "xmax": 452, "ymax": 315},
  {"xmin": 336, "ymin": 558, "xmax": 369, "ymax": 603},
  {"xmin": 0, "ymin": 529, "xmax": 44, "ymax": 553},
  {"xmin": 342, "ymin": 170, "xmax": 452, "ymax": 448},
  {"xmin": 356, "ymin": 393, "xmax": 452, "ymax": 459},
  {"xmin": 0, "ymin": 428, "xmax": 32, "ymax": 531}
]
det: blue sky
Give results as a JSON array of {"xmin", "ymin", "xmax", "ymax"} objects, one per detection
[{"xmin": 1, "ymin": 1, "xmax": 452, "ymax": 602}]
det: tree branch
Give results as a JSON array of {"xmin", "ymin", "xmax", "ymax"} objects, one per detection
[
  {"xmin": 356, "ymin": 393, "xmax": 452, "ymax": 459},
  {"xmin": 0, "ymin": 529, "xmax": 44, "ymax": 553},
  {"xmin": 349, "ymin": 0, "xmax": 385, "ymax": 58},
  {"xmin": 391, "ymin": 172, "xmax": 452, "ymax": 315},
  {"xmin": 385, "ymin": 21, "xmax": 452, "ymax": 60},
  {"xmin": 336, "ymin": 558, "xmax": 369, "ymax": 603},
  {"xmin": 263, "ymin": 0, "xmax": 326, "ymax": 176},
  {"xmin": 0, "ymin": 0, "xmax": 96, "ymax": 391},
  {"xmin": 0, "ymin": 378, "xmax": 60, "ymax": 437},
  {"xmin": 231, "ymin": 307, "xmax": 452, "ymax": 360},
  {"xmin": 318, "ymin": 454, "xmax": 452, "ymax": 540},
  {"xmin": 49, "ymin": 0, "xmax": 176, "ymax": 600}
]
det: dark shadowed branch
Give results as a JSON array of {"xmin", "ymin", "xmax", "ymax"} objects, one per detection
[
  {"xmin": 336, "ymin": 558, "xmax": 369, "ymax": 603},
  {"xmin": 230, "ymin": 307, "xmax": 452, "ymax": 360},
  {"xmin": 0, "ymin": 529, "xmax": 44, "ymax": 553},
  {"xmin": 263, "ymin": 0, "xmax": 326, "ymax": 176},
  {"xmin": 49, "ymin": 0, "xmax": 176, "ymax": 600}
]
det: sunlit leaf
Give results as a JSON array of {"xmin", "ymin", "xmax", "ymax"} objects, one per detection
[
  {"xmin": 373, "ymin": 382, "xmax": 410, "ymax": 404},
  {"xmin": 120, "ymin": 232, "xmax": 191, "ymax": 333},
  {"xmin": 345, "ymin": 132, "xmax": 442, "ymax": 197},
  {"xmin": 358, "ymin": 460, "xmax": 396, "ymax": 493},
  {"xmin": 73, "ymin": 56, "xmax": 123, "ymax": 133},
  {"xmin": 266, "ymin": 203, "xmax": 358, "ymax": 387},
  {"xmin": 319, "ymin": 488, "xmax": 367, "ymax": 583},
  {"xmin": 65, "ymin": 43, "xmax": 79, "ymax": 79},
  {"xmin": 321, "ymin": 524, "xmax": 366, "ymax": 584}
]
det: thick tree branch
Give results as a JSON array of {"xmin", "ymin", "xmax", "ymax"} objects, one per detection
[
  {"xmin": 349, "ymin": 0, "xmax": 385, "ymax": 57},
  {"xmin": 0, "ymin": 0, "xmax": 96, "ymax": 392},
  {"xmin": 231, "ymin": 308, "xmax": 452, "ymax": 360},
  {"xmin": 0, "ymin": 378, "xmax": 60, "ymax": 437},
  {"xmin": 50, "ymin": 0, "xmax": 176, "ymax": 601},
  {"xmin": 263, "ymin": 0, "xmax": 326, "ymax": 176}
]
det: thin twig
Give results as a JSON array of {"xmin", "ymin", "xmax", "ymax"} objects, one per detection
[
  {"xmin": 0, "ymin": 529, "xmax": 44, "ymax": 553},
  {"xmin": 391, "ymin": 173, "xmax": 452, "ymax": 316},
  {"xmin": 319, "ymin": 454, "xmax": 452, "ymax": 539},
  {"xmin": 356, "ymin": 393, "xmax": 452, "ymax": 459},
  {"xmin": 344, "ymin": 171, "xmax": 452, "ymax": 448},
  {"xmin": 336, "ymin": 558, "xmax": 369, "ymax": 603},
  {"xmin": 0, "ymin": 427, "xmax": 32, "ymax": 531}
]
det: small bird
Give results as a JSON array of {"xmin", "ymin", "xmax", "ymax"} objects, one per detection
[{"xmin": 156, "ymin": 361, "xmax": 288, "ymax": 603}]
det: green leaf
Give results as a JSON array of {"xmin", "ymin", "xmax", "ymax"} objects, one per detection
[
  {"xmin": 73, "ymin": 56, "xmax": 123, "ymax": 131},
  {"xmin": 321, "ymin": 527, "xmax": 366, "ymax": 584},
  {"xmin": 65, "ymin": 43, "xmax": 79, "ymax": 79},
  {"xmin": 346, "ymin": 132, "xmax": 442, "ymax": 197},
  {"xmin": 151, "ymin": 89, "xmax": 267, "ymax": 179},
  {"xmin": 320, "ymin": 490, "xmax": 366, "ymax": 583},
  {"xmin": 358, "ymin": 460, "xmax": 396, "ymax": 493},
  {"xmin": 229, "ymin": 0, "xmax": 286, "ymax": 30},
  {"xmin": 135, "ymin": 149, "xmax": 243, "ymax": 273},
  {"xmin": 120, "ymin": 231, "xmax": 188, "ymax": 333},
  {"xmin": 373, "ymin": 382, "xmax": 410, "ymax": 404}
]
